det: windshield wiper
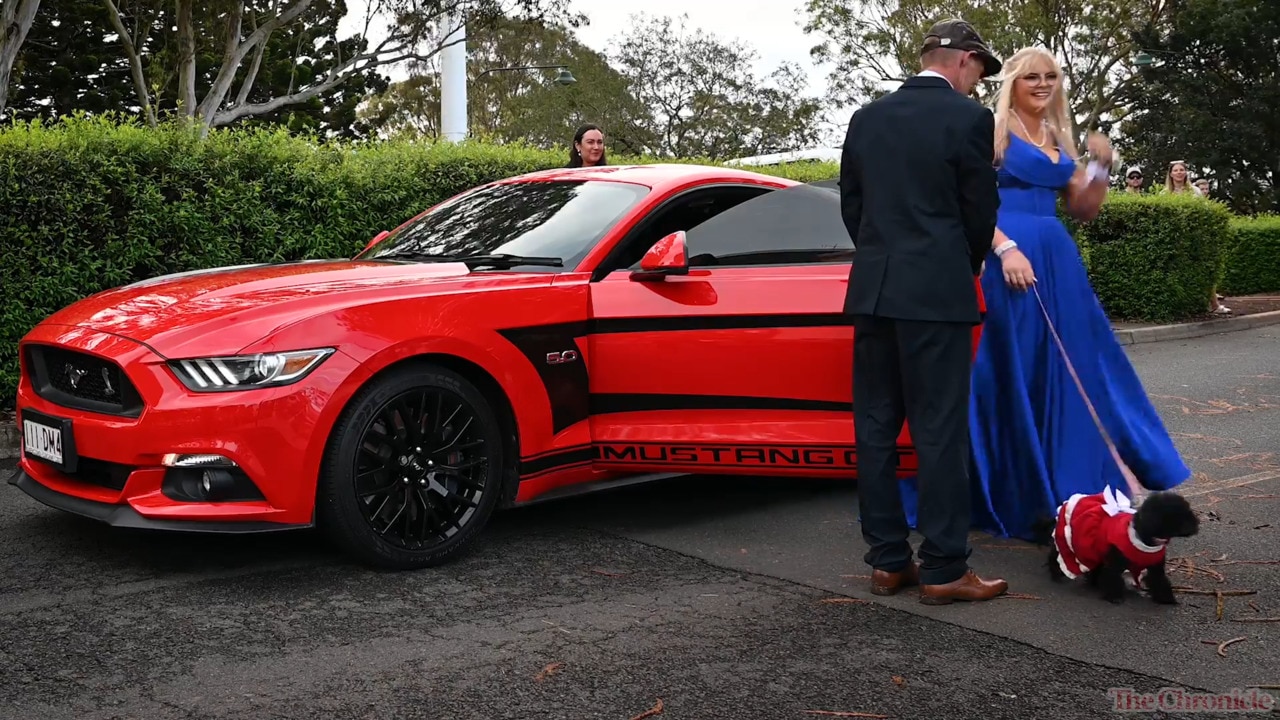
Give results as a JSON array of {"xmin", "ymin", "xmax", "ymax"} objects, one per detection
[
  {"xmin": 452, "ymin": 253, "xmax": 563, "ymax": 268},
  {"xmin": 373, "ymin": 251, "xmax": 563, "ymax": 268}
]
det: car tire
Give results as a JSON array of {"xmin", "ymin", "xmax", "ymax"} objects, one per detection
[{"xmin": 317, "ymin": 363, "xmax": 507, "ymax": 570}]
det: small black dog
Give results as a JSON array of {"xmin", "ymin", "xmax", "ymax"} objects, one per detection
[{"xmin": 1032, "ymin": 490, "xmax": 1200, "ymax": 605}]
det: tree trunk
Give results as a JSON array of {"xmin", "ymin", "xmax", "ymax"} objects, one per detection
[
  {"xmin": 176, "ymin": 0, "xmax": 197, "ymax": 118},
  {"xmin": 103, "ymin": 0, "xmax": 157, "ymax": 127},
  {"xmin": 0, "ymin": 0, "xmax": 43, "ymax": 119}
]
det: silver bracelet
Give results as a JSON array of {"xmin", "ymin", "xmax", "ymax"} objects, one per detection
[
  {"xmin": 994, "ymin": 240, "xmax": 1018, "ymax": 257},
  {"xmin": 1086, "ymin": 160, "xmax": 1111, "ymax": 184}
]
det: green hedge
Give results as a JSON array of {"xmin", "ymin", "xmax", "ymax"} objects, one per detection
[
  {"xmin": 0, "ymin": 115, "xmax": 835, "ymax": 408},
  {"xmin": 3, "ymin": 116, "xmax": 1272, "ymax": 410},
  {"xmin": 1219, "ymin": 214, "xmax": 1280, "ymax": 296},
  {"xmin": 1072, "ymin": 192, "xmax": 1234, "ymax": 323}
]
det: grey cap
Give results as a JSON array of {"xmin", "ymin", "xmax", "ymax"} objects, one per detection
[{"xmin": 921, "ymin": 19, "xmax": 1003, "ymax": 77}]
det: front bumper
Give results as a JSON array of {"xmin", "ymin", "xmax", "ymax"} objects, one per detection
[
  {"xmin": 13, "ymin": 323, "xmax": 369, "ymax": 529},
  {"xmin": 7, "ymin": 468, "xmax": 307, "ymax": 533}
]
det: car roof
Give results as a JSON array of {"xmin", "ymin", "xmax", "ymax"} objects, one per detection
[{"xmin": 492, "ymin": 163, "xmax": 806, "ymax": 192}]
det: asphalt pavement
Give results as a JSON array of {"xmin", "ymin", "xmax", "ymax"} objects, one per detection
[{"xmin": 1, "ymin": 325, "xmax": 1277, "ymax": 719}]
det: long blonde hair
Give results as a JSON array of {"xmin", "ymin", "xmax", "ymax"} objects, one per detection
[
  {"xmin": 1165, "ymin": 161, "xmax": 1192, "ymax": 193},
  {"xmin": 991, "ymin": 47, "xmax": 1078, "ymax": 166}
]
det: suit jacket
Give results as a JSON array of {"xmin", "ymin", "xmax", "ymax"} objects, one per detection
[{"xmin": 839, "ymin": 75, "xmax": 1000, "ymax": 324}]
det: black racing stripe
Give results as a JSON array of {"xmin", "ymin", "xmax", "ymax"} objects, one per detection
[
  {"xmin": 495, "ymin": 314, "xmax": 856, "ymax": 435},
  {"xmin": 590, "ymin": 393, "xmax": 850, "ymax": 415},
  {"xmin": 519, "ymin": 445, "xmax": 595, "ymax": 477},
  {"xmin": 590, "ymin": 313, "xmax": 853, "ymax": 334},
  {"xmin": 496, "ymin": 322, "xmax": 591, "ymax": 435}
]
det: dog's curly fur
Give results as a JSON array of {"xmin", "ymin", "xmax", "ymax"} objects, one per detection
[{"xmin": 1031, "ymin": 491, "xmax": 1200, "ymax": 605}]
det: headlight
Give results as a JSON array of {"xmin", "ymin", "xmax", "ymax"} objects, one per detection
[{"xmin": 168, "ymin": 348, "xmax": 335, "ymax": 392}]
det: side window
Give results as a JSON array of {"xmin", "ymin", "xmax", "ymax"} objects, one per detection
[
  {"xmin": 684, "ymin": 183, "xmax": 854, "ymax": 267},
  {"xmin": 608, "ymin": 185, "xmax": 774, "ymax": 274}
]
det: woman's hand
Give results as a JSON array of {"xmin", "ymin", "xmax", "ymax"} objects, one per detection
[
  {"xmin": 1085, "ymin": 132, "xmax": 1113, "ymax": 168},
  {"xmin": 1002, "ymin": 248, "xmax": 1036, "ymax": 291}
]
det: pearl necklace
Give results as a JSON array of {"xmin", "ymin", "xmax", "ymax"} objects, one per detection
[{"xmin": 1013, "ymin": 111, "xmax": 1049, "ymax": 147}]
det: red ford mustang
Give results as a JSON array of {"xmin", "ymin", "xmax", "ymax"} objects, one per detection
[{"xmin": 11, "ymin": 164, "xmax": 984, "ymax": 569}]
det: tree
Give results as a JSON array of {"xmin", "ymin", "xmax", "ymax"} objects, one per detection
[
  {"xmin": 5, "ymin": 0, "xmax": 130, "ymax": 122},
  {"xmin": 90, "ymin": 0, "xmax": 581, "ymax": 136},
  {"xmin": 610, "ymin": 13, "xmax": 827, "ymax": 160},
  {"xmin": 0, "ymin": 0, "xmax": 42, "ymax": 118},
  {"xmin": 1118, "ymin": 0, "xmax": 1279, "ymax": 214},
  {"xmin": 8, "ymin": 0, "xmax": 390, "ymax": 136},
  {"xmin": 803, "ymin": 0, "xmax": 1174, "ymax": 146},
  {"xmin": 360, "ymin": 17, "xmax": 654, "ymax": 153}
]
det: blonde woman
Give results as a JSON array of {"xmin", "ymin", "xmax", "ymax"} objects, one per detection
[
  {"xmin": 1164, "ymin": 160, "xmax": 1201, "ymax": 195},
  {"xmin": 895, "ymin": 47, "xmax": 1190, "ymax": 544}
]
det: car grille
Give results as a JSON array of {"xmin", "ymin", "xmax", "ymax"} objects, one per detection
[
  {"xmin": 25, "ymin": 345, "xmax": 144, "ymax": 418},
  {"xmin": 65, "ymin": 457, "xmax": 134, "ymax": 491}
]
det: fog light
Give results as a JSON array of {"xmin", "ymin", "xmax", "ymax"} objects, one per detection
[{"xmin": 200, "ymin": 469, "xmax": 236, "ymax": 500}]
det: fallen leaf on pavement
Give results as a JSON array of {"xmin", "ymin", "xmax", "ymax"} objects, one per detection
[
  {"xmin": 820, "ymin": 597, "xmax": 870, "ymax": 605},
  {"xmin": 804, "ymin": 712, "xmax": 891, "ymax": 718},
  {"xmin": 891, "ymin": 676, "xmax": 906, "ymax": 687},
  {"xmin": 1217, "ymin": 590, "xmax": 1225, "ymax": 621},
  {"xmin": 1249, "ymin": 601, "xmax": 1262, "ymax": 613},
  {"xmin": 1174, "ymin": 587, "xmax": 1256, "ymax": 597},
  {"xmin": 1171, "ymin": 558, "xmax": 1225, "ymax": 583},
  {"xmin": 628, "ymin": 698, "xmax": 664, "ymax": 719},
  {"xmin": 1201, "ymin": 636, "xmax": 1247, "ymax": 658},
  {"xmin": 534, "ymin": 662, "xmax": 563, "ymax": 682}
]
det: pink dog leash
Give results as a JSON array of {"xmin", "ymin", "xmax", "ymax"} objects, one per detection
[{"xmin": 1030, "ymin": 283, "xmax": 1146, "ymax": 503}]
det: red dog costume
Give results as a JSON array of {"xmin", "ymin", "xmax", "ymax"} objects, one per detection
[{"xmin": 1053, "ymin": 486, "xmax": 1168, "ymax": 581}]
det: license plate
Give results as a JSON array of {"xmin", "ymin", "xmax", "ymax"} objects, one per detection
[{"xmin": 23, "ymin": 419, "xmax": 63, "ymax": 465}]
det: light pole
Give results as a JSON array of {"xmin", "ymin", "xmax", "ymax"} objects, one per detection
[
  {"xmin": 439, "ymin": 13, "xmax": 467, "ymax": 143},
  {"xmin": 441, "ymin": 61, "xmax": 577, "ymax": 142}
]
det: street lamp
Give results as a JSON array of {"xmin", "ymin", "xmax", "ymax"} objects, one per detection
[
  {"xmin": 476, "ymin": 65, "xmax": 577, "ymax": 86},
  {"xmin": 1133, "ymin": 48, "xmax": 1179, "ymax": 67}
]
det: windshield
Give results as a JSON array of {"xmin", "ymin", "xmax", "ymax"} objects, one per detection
[{"xmin": 359, "ymin": 179, "xmax": 650, "ymax": 271}]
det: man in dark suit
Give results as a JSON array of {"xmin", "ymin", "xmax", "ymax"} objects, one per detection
[{"xmin": 840, "ymin": 18, "xmax": 1008, "ymax": 605}]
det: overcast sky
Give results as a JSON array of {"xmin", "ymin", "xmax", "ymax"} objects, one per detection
[
  {"xmin": 340, "ymin": 0, "xmax": 851, "ymax": 144},
  {"xmin": 569, "ymin": 0, "xmax": 826, "ymax": 92}
]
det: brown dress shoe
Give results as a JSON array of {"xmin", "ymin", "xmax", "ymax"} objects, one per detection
[
  {"xmin": 870, "ymin": 562, "xmax": 920, "ymax": 596},
  {"xmin": 918, "ymin": 570, "xmax": 1009, "ymax": 605}
]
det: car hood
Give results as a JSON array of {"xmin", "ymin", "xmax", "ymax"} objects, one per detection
[{"xmin": 39, "ymin": 259, "xmax": 522, "ymax": 357}]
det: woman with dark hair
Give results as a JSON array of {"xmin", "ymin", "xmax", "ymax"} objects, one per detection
[{"xmin": 566, "ymin": 124, "xmax": 606, "ymax": 167}]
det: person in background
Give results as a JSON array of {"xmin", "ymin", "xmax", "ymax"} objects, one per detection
[
  {"xmin": 1194, "ymin": 178, "xmax": 1211, "ymax": 197},
  {"xmin": 1124, "ymin": 166, "xmax": 1144, "ymax": 193},
  {"xmin": 566, "ymin": 124, "xmax": 607, "ymax": 167},
  {"xmin": 1163, "ymin": 160, "xmax": 1200, "ymax": 195}
]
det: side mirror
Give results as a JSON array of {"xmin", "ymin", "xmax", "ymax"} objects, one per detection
[
  {"xmin": 364, "ymin": 230, "xmax": 390, "ymax": 252},
  {"xmin": 630, "ymin": 231, "xmax": 689, "ymax": 281}
]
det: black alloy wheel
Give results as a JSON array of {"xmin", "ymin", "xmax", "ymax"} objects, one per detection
[{"xmin": 318, "ymin": 364, "xmax": 507, "ymax": 569}]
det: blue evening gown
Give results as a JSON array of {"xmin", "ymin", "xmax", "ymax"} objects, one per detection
[{"xmin": 894, "ymin": 133, "xmax": 1191, "ymax": 541}]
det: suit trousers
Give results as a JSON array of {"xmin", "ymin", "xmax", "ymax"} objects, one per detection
[{"xmin": 852, "ymin": 314, "xmax": 974, "ymax": 586}]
